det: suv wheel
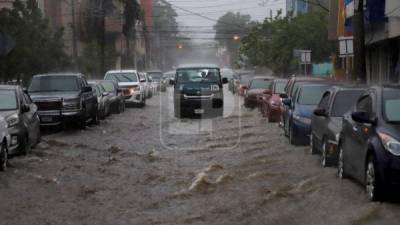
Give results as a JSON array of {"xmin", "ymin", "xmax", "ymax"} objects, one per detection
[
  {"xmin": 20, "ymin": 134, "xmax": 31, "ymax": 155},
  {"xmin": 0, "ymin": 141, "xmax": 8, "ymax": 171},
  {"xmin": 366, "ymin": 155, "xmax": 383, "ymax": 201},
  {"xmin": 321, "ymin": 139, "xmax": 329, "ymax": 167},
  {"xmin": 310, "ymin": 134, "xmax": 318, "ymax": 154},
  {"xmin": 338, "ymin": 144, "xmax": 346, "ymax": 179},
  {"xmin": 289, "ymin": 122, "xmax": 297, "ymax": 145},
  {"xmin": 91, "ymin": 109, "xmax": 99, "ymax": 125}
]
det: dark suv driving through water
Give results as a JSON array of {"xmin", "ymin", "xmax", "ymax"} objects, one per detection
[
  {"xmin": 28, "ymin": 73, "xmax": 98, "ymax": 128},
  {"xmin": 173, "ymin": 64, "xmax": 228, "ymax": 118}
]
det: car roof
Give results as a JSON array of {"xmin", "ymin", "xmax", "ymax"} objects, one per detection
[
  {"xmin": 0, "ymin": 85, "xmax": 19, "ymax": 90},
  {"xmin": 106, "ymin": 70, "xmax": 138, "ymax": 74},
  {"xmin": 33, "ymin": 72, "xmax": 84, "ymax": 77},
  {"xmin": 252, "ymin": 76, "xmax": 275, "ymax": 80},
  {"xmin": 177, "ymin": 64, "xmax": 219, "ymax": 69},
  {"xmin": 291, "ymin": 76, "xmax": 332, "ymax": 81},
  {"xmin": 147, "ymin": 70, "xmax": 162, "ymax": 73},
  {"xmin": 327, "ymin": 85, "xmax": 366, "ymax": 93}
]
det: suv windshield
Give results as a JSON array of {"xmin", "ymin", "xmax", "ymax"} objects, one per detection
[
  {"xmin": 0, "ymin": 89, "xmax": 17, "ymax": 110},
  {"xmin": 250, "ymin": 79, "xmax": 272, "ymax": 89},
  {"xmin": 274, "ymin": 81, "xmax": 287, "ymax": 94},
  {"xmin": 298, "ymin": 85, "xmax": 330, "ymax": 105},
  {"xmin": 176, "ymin": 68, "xmax": 220, "ymax": 83},
  {"xmin": 106, "ymin": 73, "xmax": 138, "ymax": 82},
  {"xmin": 29, "ymin": 76, "xmax": 79, "ymax": 92},
  {"xmin": 383, "ymin": 89, "xmax": 400, "ymax": 122},
  {"xmin": 331, "ymin": 90, "xmax": 364, "ymax": 117}
]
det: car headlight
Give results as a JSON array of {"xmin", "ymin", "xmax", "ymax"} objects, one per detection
[
  {"xmin": 63, "ymin": 98, "xmax": 81, "ymax": 110},
  {"xmin": 378, "ymin": 132, "xmax": 400, "ymax": 156},
  {"xmin": 293, "ymin": 113, "xmax": 311, "ymax": 124},
  {"xmin": 6, "ymin": 114, "xmax": 19, "ymax": 128},
  {"xmin": 335, "ymin": 133, "xmax": 340, "ymax": 142}
]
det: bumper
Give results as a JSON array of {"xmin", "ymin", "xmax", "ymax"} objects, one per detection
[
  {"xmin": 291, "ymin": 119, "xmax": 311, "ymax": 145},
  {"xmin": 176, "ymin": 98, "xmax": 223, "ymax": 116},
  {"xmin": 124, "ymin": 92, "xmax": 143, "ymax": 104},
  {"xmin": 7, "ymin": 126, "xmax": 23, "ymax": 154},
  {"xmin": 38, "ymin": 110, "xmax": 84, "ymax": 126}
]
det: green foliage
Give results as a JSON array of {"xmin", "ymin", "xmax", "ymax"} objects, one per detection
[
  {"xmin": 0, "ymin": 0, "xmax": 69, "ymax": 82},
  {"xmin": 241, "ymin": 12, "xmax": 334, "ymax": 75}
]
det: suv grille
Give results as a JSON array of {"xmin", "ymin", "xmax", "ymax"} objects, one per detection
[{"xmin": 35, "ymin": 101, "xmax": 62, "ymax": 111}]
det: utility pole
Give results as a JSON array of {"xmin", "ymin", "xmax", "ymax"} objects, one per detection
[
  {"xmin": 352, "ymin": 0, "xmax": 366, "ymax": 82},
  {"xmin": 71, "ymin": 0, "xmax": 78, "ymax": 67}
]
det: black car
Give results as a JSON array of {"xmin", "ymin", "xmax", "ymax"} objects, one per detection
[
  {"xmin": 100, "ymin": 80, "xmax": 125, "ymax": 114},
  {"xmin": 310, "ymin": 86, "xmax": 365, "ymax": 167},
  {"xmin": 0, "ymin": 85, "xmax": 41, "ymax": 155},
  {"xmin": 28, "ymin": 73, "xmax": 98, "ymax": 128},
  {"xmin": 338, "ymin": 85, "xmax": 400, "ymax": 201},
  {"xmin": 173, "ymin": 64, "xmax": 228, "ymax": 118}
]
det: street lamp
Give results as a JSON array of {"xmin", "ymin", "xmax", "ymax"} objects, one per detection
[{"xmin": 233, "ymin": 35, "xmax": 240, "ymax": 41}]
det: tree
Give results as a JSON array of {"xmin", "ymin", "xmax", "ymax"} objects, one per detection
[
  {"xmin": 241, "ymin": 12, "xmax": 334, "ymax": 75},
  {"xmin": 0, "ymin": 0, "xmax": 69, "ymax": 83},
  {"xmin": 214, "ymin": 12, "xmax": 255, "ymax": 67}
]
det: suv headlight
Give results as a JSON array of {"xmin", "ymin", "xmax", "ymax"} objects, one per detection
[
  {"xmin": 7, "ymin": 114, "xmax": 19, "ymax": 128},
  {"xmin": 63, "ymin": 98, "xmax": 81, "ymax": 110},
  {"xmin": 378, "ymin": 132, "xmax": 400, "ymax": 156},
  {"xmin": 293, "ymin": 113, "xmax": 311, "ymax": 124}
]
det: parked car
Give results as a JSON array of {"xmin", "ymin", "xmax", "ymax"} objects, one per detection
[
  {"xmin": 243, "ymin": 76, "xmax": 274, "ymax": 108},
  {"xmin": 89, "ymin": 81, "xmax": 111, "ymax": 120},
  {"xmin": 0, "ymin": 85, "xmax": 41, "ymax": 155},
  {"xmin": 163, "ymin": 70, "xmax": 175, "ymax": 86},
  {"xmin": 338, "ymin": 85, "xmax": 400, "ymax": 201},
  {"xmin": 236, "ymin": 73, "xmax": 255, "ymax": 96},
  {"xmin": 28, "ymin": 73, "xmax": 99, "ymax": 128},
  {"xmin": 310, "ymin": 86, "xmax": 365, "ymax": 167},
  {"xmin": 100, "ymin": 80, "xmax": 125, "ymax": 114},
  {"xmin": 281, "ymin": 76, "xmax": 335, "ymax": 136},
  {"xmin": 0, "ymin": 116, "xmax": 11, "ymax": 171},
  {"xmin": 104, "ymin": 70, "xmax": 145, "ymax": 107},
  {"xmin": 147, "ymin": 70, "xmax": 163, "ymax": 92},
  {"xmin": 259, "ymin": 79, "xmax": 288, "ymax": 122},
  {"xmin": 173, "ymin": 64, "xmax": 228, "ymax": 118},
  {"xmin": 283, "ymin": 83, "xmax": 333, "ymax": 145},
  {"xmin": 139, "ymin": 72, "xmax": 152, "ymax": 99}
]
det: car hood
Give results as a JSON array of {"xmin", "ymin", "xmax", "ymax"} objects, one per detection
[
  {"xmin": 0, "ymin": 110, "xmax": 19, "ymax": 119},
  {"xmin": 294, "ymin": 104, "xmax": 317, "ymax": 118},
  {"xmin": 247, "ymin": 89, "xmax": 266, "ymax": 96},
  {"xmin": 118, "ymin": 82, "xmax": 140, "ymax": 87},
  {"xmin": 29, "ymin": 91, "xmax": 80, "ymax": 100},
  {"xmin": 379, "ymin": 122, "xmax": 400, "ymax": 141}
]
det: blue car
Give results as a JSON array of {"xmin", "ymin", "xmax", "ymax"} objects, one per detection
[
  {"xmin": 283, "ymin": 83, "xmax": 333, "ymax": 145},
  {"xmin": 338, "ymin": 85, "xmax": 400, "ymax": 201}
]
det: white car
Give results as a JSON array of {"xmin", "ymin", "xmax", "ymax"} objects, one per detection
[
  {"xmin": 139, "ymin": 72, "xmax": 152, "ymax": 99},
  {"xmin": 104, "ymin": 70, "xmax": 146, "ymax": 107},
  {"xmin": 0, "ymin": 116, "xmax": 10, "ymax": 171}
]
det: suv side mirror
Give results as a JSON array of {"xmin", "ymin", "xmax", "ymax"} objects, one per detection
[
  {"xmin": 23, "ymin": 88, "xmax": 29, "ymax": 94},
  {"xmin": 82, "ymin": 86, "xmax": 92, "ymax": 92},
  {"xmin": 21, "ymin": 104, "xmax": 30, "ymax": 113},
  {"xmin": 170, "ymin": 79, "xmax": 175, "ymax": 85},
  {"xmin": 282, "ymin": 98, "xmax": 291, "ymax": 106},
  {"xmin": 222, "ymin": 77, "xmax": 228, "ymax": 84},
  {"xmin": 314, "ymin": 108, "xmax": 327, "ymax": 117},
  {"xmin": 351, "ymin": 111, "xmax": 376, "ymax": 124},
  {"xmin": 279, "ymin": 93, "xmax": 288, "ymax": 99}
]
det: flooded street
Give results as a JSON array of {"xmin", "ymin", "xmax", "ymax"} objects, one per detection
[{"xmin": 1, "ymin": 87, "xmax": 400, "ymax": 225}]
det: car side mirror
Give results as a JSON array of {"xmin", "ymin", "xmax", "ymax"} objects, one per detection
[
  {"xmin": 314, "ymin": 108, "xmax": 327, "ymax": 117},
  {"xmin": 279, "ymin": 93, "xmax": 288, "ymax": 98},
  {"xmin": 23, "ymin": 88, "xmax": 29, "ymax": 94},
  {"xmin": 263, "ymin": 90, "xmax": 272, "ymax": 95},
  {"xmin": 351, "ymin": 111, "xmax": 376, "ymax": 124},
  {"xmin": 222, "ymin": 77, "xmax": 228, "ymax": 84},
  {"xmin": 282, "ymin": 98, "xmax": 291, "ymax": 106},
  {"xmin": 82, "ymin": 86, "xmax": 92, "ymax": 92},
  {"xmin": 170, "ymin": 79, "xmax": 175, "ymax": 85},
  {"xmin": 21, "ymin": 104, "xmax": 30, "ymax": 113},
  {"xmin": 140, "ymin": 79, "xmax": 146, "ymax": 83},
  {"xmin": 102, "ymin": 92, "xmax": 109, "ymax": 97}
]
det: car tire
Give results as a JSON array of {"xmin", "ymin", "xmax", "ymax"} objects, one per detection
[
  {"xmin": 140, "ymin": 97, "xmax": 146, "ymax": 108},
  {"xmin": 366, "ymin": 155, "xmax": 383, "ymax": 201},
  {"xmin": 20, "ymin": 134, "xmax": 31, "ymax": 155},
  {"xmin": 321, "ymin": 138, "xmax": 330, "ymax": 167},
  {"xmin": 289, "ymin": 122, "xmax": 297, "ymax": 145},
  {"xmin": 338, "ymin": 144, "xmax": 347, "ymax": 179},
  {"xmin": 0, "ymin": 141, "xmax": 8, "ymax": 171},
  {"xmin": 310, "ymin": 134, "xmax": 318, "ymax": 155},
  {"xmin": 91, "ymin": 109, "xmax": 100, "ymax": 125}
]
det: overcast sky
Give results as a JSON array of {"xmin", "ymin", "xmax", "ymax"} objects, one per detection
[{"xmin": 164, "ymin": 0, "xmax": 287, "ymax": 41}]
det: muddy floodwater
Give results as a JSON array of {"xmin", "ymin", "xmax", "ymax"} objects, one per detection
[{"xmin": 1, "ymin": 87, "xmax": 400, "ymax": 225}]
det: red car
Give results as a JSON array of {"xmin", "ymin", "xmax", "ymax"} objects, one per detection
[
  {"xmin": 243, "ymin": 76, "xmax": 274, "ymax": 108},
  {"xmin": 259, "ymin": 79, "xmax": 288, "ymax": 122},
  {"xmin": 235, "ymin": 74, "xmax": 254, "ymax": 96}
]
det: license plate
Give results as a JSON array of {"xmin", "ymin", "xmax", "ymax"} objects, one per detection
[
  {"xmin": 41, "ymin": 116, "xmax": 53, "ymax": 122},
  {"xmin": 194, "ymin": 109, "xmax": 205, "ymax": 114}
]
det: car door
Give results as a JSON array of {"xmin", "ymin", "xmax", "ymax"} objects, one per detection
[{"xmin": 312, "ymin": 91, "xmax": 331, "ymax": 148}]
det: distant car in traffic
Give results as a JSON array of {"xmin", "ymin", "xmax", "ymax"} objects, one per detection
[
  {"xmin": 104, "ymin": 70, "xmax": 145, "ymax": 107},
  {"xmin": 283, "ymin": 83, "xmax": 333, "ymax": 145},
  {"xmin": 310, "ymin": 86, "xmax": 364, "ymax": 167},
  {"xmin": 0, "ymin": 85, "xmax": 41, "ymax": 155},
  {"xmin": 28, "ymin": 73, "xmax": 99, "ymax": 128},
  {"xmin": 0, "ymin": 116, "xmax": 10, "ymax": 171},
  {"xmin": 139, "ymin": 72, "xmax": 152, "ymax": 99},
  {"xmin": 259, "ymin": 79, "xmax": 288, "ymax": 122},
  {"xmin": 173, "ymin": 64, "xmax": 228, "ymax": 118},
  {"xmin": 338, "ymin": 85, "xmax": 400, "ymax": 201},
  {"xmin": 243, "ymin": 76, "xmax": 274, "ymax": 109},
  {"xmin": 147, "ymin": 70, "xmax": 163, "ymax": 92}
]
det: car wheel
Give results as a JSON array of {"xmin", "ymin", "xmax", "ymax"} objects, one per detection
[
  {"xmin": 289, "ymin": 122, "xmax": 297, "ymax": 145},
  {"xmin": 91, "ymin": 109, "xmax": 100, "ymax": 125},
  {"xmin": 116, "ymin": 102, "xmax": 122, "ymax": 114},
  {"xmin": 0, "ymin": 141, "xmax": 8, "ymax": 171},
  {"xmin": 366, "ymin": 155, "xmax": 383, "ymax": 201},
  {"xmin": 20, "ymin": 134, "xmax": 31, "ymax": 155},
  {"xmin": 338, "ymin": 144, "xmax": 346, "ymax": 179},
  {"xmin": 78, "ymin": 118, "xmax": 86, "ymax": 129},
  {"xmin": 321, "ymin": 138, "xmax": 329, "ymax": 167},
  {"xmin": 310, "ymin": 134, "xmax": 318, "ymax": 154}
]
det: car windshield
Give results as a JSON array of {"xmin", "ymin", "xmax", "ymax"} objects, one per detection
[
  {"xmin": 29, "ymin": 76, "xmax": 79, "ymax": 92},
  {"xmin": 383, "ymin": 89, "xmax": 400, "ymax": 122},
  {"xmin": 106, "ymin": 73, "xmax": 138, "ymax": 82},
  {"xmin": 148, "ymin": 72, "xmax": 162, "ymax": 81},
  {"xmin": 331, "ymin": 90, "xmax": 364, "ymax": 117},
  {"xmin": 101, "ymin": 82, "xmax": 116, "ymax": 93},
  {"xmin": 176, "ymin": 68, "xmax": 220, "ymax": 83},
  {"xmin": 274, "ymin": 81, "xmax": 287, "ymax": 94},
  {"xmin": 250, "ymin": 79, "xmax": 272, "ymax": 89},
  {"xmin": 0, "ymin": 89, "xmax": 17, "ymax": 110},
  {"xmin": 298, "ymin": 85, "xmax": 330, "ymax": 105}
]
